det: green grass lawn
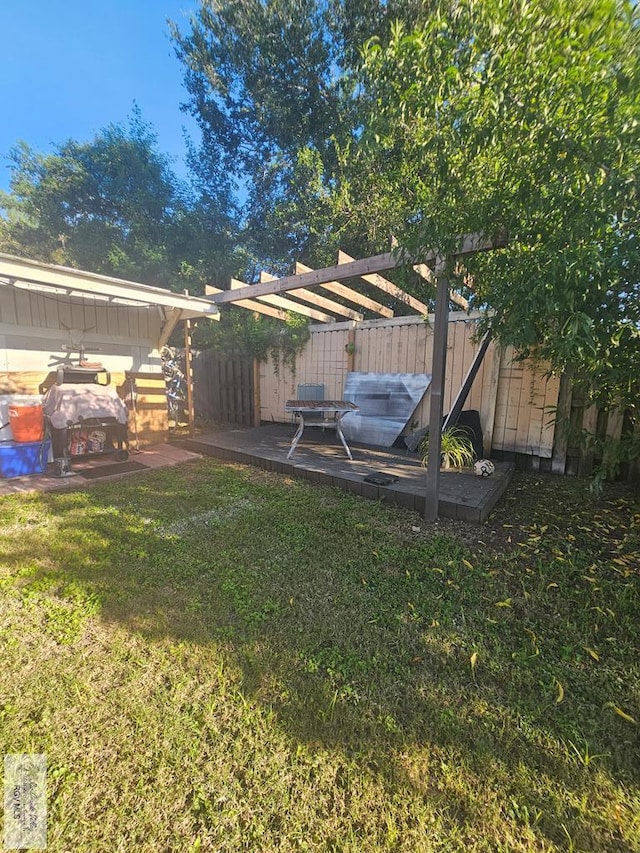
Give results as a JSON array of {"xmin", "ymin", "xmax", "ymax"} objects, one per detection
[{"xmin": 0, "ymin": 460, "xmax": 638, "ymax": 852}]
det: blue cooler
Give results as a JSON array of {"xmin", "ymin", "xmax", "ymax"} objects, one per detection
[{"xmin": 0, "ymin": 439, "xmax": 51, "ymax": 478}]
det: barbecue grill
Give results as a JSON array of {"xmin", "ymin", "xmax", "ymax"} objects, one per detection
[{"xmin": 43, "ymin": 364, "xmax": 129, "ymax": 474}]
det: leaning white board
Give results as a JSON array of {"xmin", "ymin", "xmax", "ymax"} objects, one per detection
[{"xmin": 340, "ymin": 372, "xmax": 432, "ymax": 447}]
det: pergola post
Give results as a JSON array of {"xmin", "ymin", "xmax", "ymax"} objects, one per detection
[
  {"xmin": 424, "ymin": 258, "xmax": 450, "ymax": 522},
  {"xmin": 183, "ymin": 311, "xmax": 195, "ymax": 438}
]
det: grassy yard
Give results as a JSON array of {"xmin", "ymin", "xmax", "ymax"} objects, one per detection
[{"xmin": 0, "ymin": 459, "xmax": 638, "ymax": 852}]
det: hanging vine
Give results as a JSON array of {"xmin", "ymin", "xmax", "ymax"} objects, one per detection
[{"xmin": 191, "ymin": 306, "xmax": 310, "ymax": 376}]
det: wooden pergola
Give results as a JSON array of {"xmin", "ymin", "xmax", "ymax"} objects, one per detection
[{"xmin": 205, "ymin": 233, "xmax": 506, "ymax": 521}]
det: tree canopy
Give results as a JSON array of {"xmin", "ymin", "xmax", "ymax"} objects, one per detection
[
  {"xmin": 1, "ymin": 0, "xmax": 638, "ymax": 433},
  {"xmin": 348, "ymin": 0, "xmax": 640, "ymax": 416},
  {"xmin": 172, "ymin": 0, "xmax": 640, "ymax": 430},
  {"xmin": 0, "ymin": 110, "xmax": 240, "ymax": 292},
  {"xmin": 170, "ymin": 0, "xmax": 430, "ymax": 266}
]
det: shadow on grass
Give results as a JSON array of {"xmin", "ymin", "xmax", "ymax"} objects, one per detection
[{"xmin": 1, "ymin": 461, "xmax": 639, "ymax": 851}]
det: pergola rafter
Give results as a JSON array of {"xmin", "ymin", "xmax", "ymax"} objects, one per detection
[
  {"xmin": 413, "ymin": 263, "xmax": 469, "ymax": 311},
  {"xmin": 259, "ymin": 271, "xmax": 364, "ymax": 322},
  {"xmin": 337, "ymin": 250, "xmax": 430, "ymax": 316},
  {"xmin": 229, "ymin": 279, "xmax": 334, "ymax": 323},
  {"xmin": 204, "ymin": 283, "xmax": 288, "ymax": 321},
  {"xmin": 260, "ymin": 271, "xmax": 364, "ymax": 321},
  {"xmin": 296, "ymin": 262, "xmax": 392, "ymax": 318}
]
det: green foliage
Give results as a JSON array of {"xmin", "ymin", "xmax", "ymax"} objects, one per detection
[
  {"xmin": 590, "ymin": 430, "xmax": 640, "ymax": 495},
  {"xmin": 0, "ymin": 108, "xmax": 241, "ymax": 291},
  {"xmin": 171, "ymin": 0, "xmax": 429, "ymax": 265},
  {"xmin": 351, "ymin": 0, "xmax": 640, "ymax": 466},
  {"xmin": 193, "ymin": 306, "xmax": 309, "ymax": 374},
  {"xmin": 172, "ymin": 0, "xmax": 341, "ymax": 263},
  {"xmin": 419, "ymin": 427, "xmax": 476, "ymax": 469},
  {"xmin": 1, "ymin": 110, "xmax": 177, "ymax": 283}
]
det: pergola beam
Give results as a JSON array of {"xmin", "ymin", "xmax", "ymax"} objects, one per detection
[
  {"xmin": 210, "ymin": 251, "xmax": 401, "ymax": 304},
  {"xmin": 296, "ymin": 263, "xmax": 393, "ymax": 318},
  {"xmin": 209, "ymin": 234, "xmax": 498, "ymax": 306},
  {"xmin": 338, "ymin": 250, "xmax": 430, "ymax": 315},
  {"xmin": 205, "ymin": 284, "xmax": 288, "ymax": 321}
]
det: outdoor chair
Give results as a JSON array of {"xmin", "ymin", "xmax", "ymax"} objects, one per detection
[{"xmin": 293, "ymin": 383, "xmax": 326, "ymax": 431}]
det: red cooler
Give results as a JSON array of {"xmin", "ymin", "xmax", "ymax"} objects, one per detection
[{"xmin": 8, "ymin": 402, "xmax": 45, "ymax": 442}]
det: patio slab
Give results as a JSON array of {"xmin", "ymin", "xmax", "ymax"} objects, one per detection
[
  {"xmin": 182, "ymin": 424, "xmax": 513, "ymax": 523},
  {"xmin": 0, "ymin": 443, "xmax": 202, "ymax": 497}
]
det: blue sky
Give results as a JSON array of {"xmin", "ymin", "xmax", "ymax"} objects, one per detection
[{"xmin": 0, "ymin": 1, "xmax": 200, "ymax": 191}]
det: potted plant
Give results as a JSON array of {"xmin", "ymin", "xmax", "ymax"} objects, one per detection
[{"xmin": 419, "ymin": 427, "xmax": 475, "ymax": 470}]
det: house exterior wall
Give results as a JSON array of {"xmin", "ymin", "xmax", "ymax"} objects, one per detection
[{"xmin": 0, "ymin": 285, "xmax": 168, "ymax": 446}]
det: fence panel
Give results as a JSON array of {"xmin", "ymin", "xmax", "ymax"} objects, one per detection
[{"xmin": 193, "ymin": 350, "xmax": 254, "ymax": 426}]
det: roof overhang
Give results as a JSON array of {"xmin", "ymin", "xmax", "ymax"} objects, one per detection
[{"xmin": 0, "ymin": 253, "xmax": 219, "ymax": 322}]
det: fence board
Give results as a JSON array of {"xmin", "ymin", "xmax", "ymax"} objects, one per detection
[
  {"xmin": 551, "ymin": 372, "xmax": 573, "ymax": 474},
  {"xmin": 480, "ymin": 343, "xmax": 502, "ymax": 456},
  {"xmin": 578, "ymin": 404, "xmax": 599, "ymax": 477}
]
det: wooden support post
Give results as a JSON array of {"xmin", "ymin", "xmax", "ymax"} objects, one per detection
[
  {"xmin": 183, "ymin": 316, "xmax": 195, "ymax": 438},
  {"xmin": 551, "ymin": 370, "xmax": 574, "ymax": 474},
  {"xmin": 443, "ymin": 328, "xmax": 492, "ymax": 431},
  {"xmin": 252, "ymin": 358, "xmax": 261, "ymax": 427},
  {"xmin": 424, "ymin": 260, "xmax": 450, "ymax": 522}
]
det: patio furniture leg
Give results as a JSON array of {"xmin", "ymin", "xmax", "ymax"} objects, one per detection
[
  {"xmin": 335, "ymin": 415, "xmax": 353, "ymax": 461},
  {"xmin": 287, "ymin": 413, "xmax": 306, "ymax": 458}
]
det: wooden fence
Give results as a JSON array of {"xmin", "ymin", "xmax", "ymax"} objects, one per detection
[
  {"xmin": 551, "ymin": 375, "xmax": 637, "ymax": 479},
  {"xmin": 193, "ymin": 350, "xmax": 254, "ymax": 426},
  {"xmin": 256, "ymin": 313, "xmax": 635, "ymax": 477}
]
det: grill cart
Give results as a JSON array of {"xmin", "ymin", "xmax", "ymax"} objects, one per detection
[{"xmin": 43, "ymin": 364, "xmax": 129, "ymax": 476}]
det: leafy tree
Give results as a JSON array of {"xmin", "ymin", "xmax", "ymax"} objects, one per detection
[
  {"xmin": 0, "ymin": 110, "xmax": 240, "ymax": 292},
  {"xmin": 351, "ymin": 0, "xmax": 639, "ymax": 425},
  {"xmin": 192, "ymin": 305, "xmax": 310, "ymax": 375},
  {"xmin": 172, "ymin": 0, "xmax": 342, "ymax": 264},
  {"xmin": 171, "ymin": 0, "xmax": 430, "ymax": 266},
  {"xmin": 1, "ymin": 112, "xmax": 175, "ymax": 283}
]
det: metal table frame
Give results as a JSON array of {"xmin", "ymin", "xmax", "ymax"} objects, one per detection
[{"xmin": 285, "ymin": 400, "xmax": 359, "ymax": 460}]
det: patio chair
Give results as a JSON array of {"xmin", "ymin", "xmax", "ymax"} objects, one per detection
[
  {"xmin": 291, "ymin": 383, "xmax": 327, "ymax": 432},
  {"xmin": 297, "ymin": 383, "xmax": 324, "ymax": 402}
]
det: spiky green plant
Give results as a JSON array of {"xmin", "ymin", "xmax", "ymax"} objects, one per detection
[{"xmin": 419, "ymin": 427, "xmax": 475, "ymax": 470}]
